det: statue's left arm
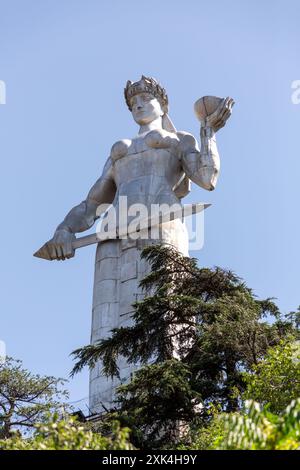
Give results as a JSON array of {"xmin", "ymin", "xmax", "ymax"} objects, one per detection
[{"xmin": 178, "ymin": 97, "xmax": 234, "ymax": 191}]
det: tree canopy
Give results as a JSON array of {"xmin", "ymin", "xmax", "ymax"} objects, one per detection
[
  {"xmin": 72, "ymin": 245, "xmax": 298, "ymax": 448},
  {"xmin": 0, "ymin": 357, "xmax": 68, "ymax": 438}
]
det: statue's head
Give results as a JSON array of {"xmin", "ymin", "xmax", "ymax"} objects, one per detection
[{"xmin": 124, "ymin": 76, "xmax": 169, "ymax": 126}]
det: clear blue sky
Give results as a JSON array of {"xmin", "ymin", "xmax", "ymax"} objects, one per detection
[{"xmin": 0, "ymin": 0, "xmax": 299, "ymax": 409}]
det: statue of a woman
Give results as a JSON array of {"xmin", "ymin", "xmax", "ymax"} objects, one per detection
[{"xmin": 43, "ymin": 76, "xmax": 234, "ymax": 412}]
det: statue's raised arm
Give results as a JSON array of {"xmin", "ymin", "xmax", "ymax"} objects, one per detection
[
  {"xmin": 179, "ymin": 96, "xmax": 234, "ymax": 191},
  {"xmin": 46, "ymin": 157, "xmax": 116, "ymax": 260}
]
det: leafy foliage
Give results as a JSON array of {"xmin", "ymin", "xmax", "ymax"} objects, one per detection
[
  {"xmin": 286, "ymin": 306, "xmax": 300, "ymax": 330},
  {"xmin": 219, "ymin": 399, "xmax": 300, "ymax": 450},
  {"xmin": 110, "ymin": 360, "xmax": 202, "ymax": 449},
  {"xmin": 178, "ymin": 405, "xmax": 225, "ymax": 450},
  {"xmin": 0, "ymin": 357, "xmax": 68, "ymax": 438},
  {"xmin": 243, "ymin": 340, "xmax": 300, "ymax": 413},
  {"xmin": 71, "ymin": 245, "xmax": 298, "ymax": 448},
  {"xmin": 0, "ymin": 413, "xmax": 133, "ymax": 450}
]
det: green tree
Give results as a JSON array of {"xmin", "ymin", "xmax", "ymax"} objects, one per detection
[
  {"xmin": 243, "ymin": 340, "xmax": 300, "ymax": 413},
  {"xmin": 111, "ymin": 360, "xmax": 202, "ymax": 449},
  {"xmin": 0, "ymin": 413, "xmax": 133, "ymax": 450},
  {"xmin": 177, "ymin": 405, "xmax": 225, "ymax": 450},
  {"xmin": 218, "ymin": 399, "xmax": 300, "ymax": 450},
  {"xmin": 0, "ymin": 357, "xmax": 68, "ymax": 438},
  {"xmin": 72, "ymin": 245, "xmax": 297, "ymax": 448},
  {"xmin": 286, "ymin": 306, "xmax": 300, "ymax": 330}
]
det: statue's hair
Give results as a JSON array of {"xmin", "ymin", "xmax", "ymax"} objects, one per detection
[{"xmin": 124, "ymin": 75, "xmax": 168, "ymax": 113}]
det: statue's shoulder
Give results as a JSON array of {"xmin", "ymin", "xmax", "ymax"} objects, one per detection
[
  {"xmin": 176, "ymin": 131, "xmax": 199, "ymax": 153},
  {"xmin": 110, "ymin": 138, "xmax": 131, "ymax": 161}
]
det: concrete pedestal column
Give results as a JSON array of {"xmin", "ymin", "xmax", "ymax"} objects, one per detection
[{"xmin": 89, "ymin": 220, "xmax": 189, "ymax": 413}]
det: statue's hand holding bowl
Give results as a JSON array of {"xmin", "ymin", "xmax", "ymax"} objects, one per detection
[
  {"xmin": 194, "ymin": 96, "xmax": 235, "ymax": 132},
  {"xmin": 46, "ymin": 228, "xmax": 76, "ymax": 261}
]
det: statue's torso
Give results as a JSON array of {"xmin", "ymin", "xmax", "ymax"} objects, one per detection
[{"xmin": 110, "ymin": 129, "xmax": 185, "ymax": 209}]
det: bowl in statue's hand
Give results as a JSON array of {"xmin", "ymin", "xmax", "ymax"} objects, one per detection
[{"xmin": 194, "ymin": 96, "xmax": 223, "ymax": 121}]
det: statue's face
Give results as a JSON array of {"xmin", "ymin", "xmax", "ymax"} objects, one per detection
[{"xmin": 130, "ymin": 93, "xmax": 163, "ymax": 125}]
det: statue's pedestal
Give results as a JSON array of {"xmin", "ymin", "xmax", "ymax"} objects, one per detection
[{"xmin": 89, "ymin": 221, "xmax": 189, "ymax": 413}]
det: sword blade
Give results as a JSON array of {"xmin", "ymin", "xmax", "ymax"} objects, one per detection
[{"xmin": 33, "ymin": 203, "xmax": 211, "ymax": 260}]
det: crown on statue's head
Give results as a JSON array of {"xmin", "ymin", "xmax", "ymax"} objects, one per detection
[{"xmin": 124, "ymin": 75, "xmax": 169, "ymax": 113}]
